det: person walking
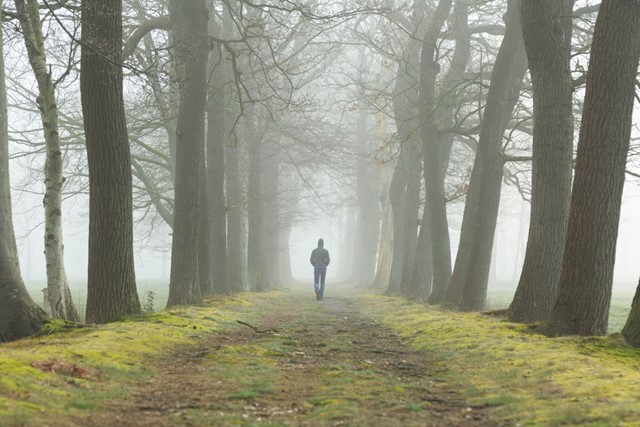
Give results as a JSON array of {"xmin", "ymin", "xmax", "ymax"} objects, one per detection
[{"xmin": 310, "ymin": 238, "xmax": 330, "ymax": 300}]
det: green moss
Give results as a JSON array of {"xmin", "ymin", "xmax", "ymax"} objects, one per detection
[
  {"xmin": 359, "ymin": 294, "xmax": 640, "ymax": 426},
  {"xmin": 0, "ymin": 291, "xmax": 282, "ymax": 425}
]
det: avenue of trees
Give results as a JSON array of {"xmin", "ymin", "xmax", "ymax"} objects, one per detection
[{"xmin": 2, "ymin": 0, "xmax": 640, "ymax": 349}]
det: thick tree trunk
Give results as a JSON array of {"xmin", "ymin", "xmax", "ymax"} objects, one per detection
[
  {"xmin": 415, "ymin": 0, "xmax": 453, "ymax": 302},
  {"xmin": 0, "ymin": 9, "xmax": 46, "ymax": 340},
  {"xmin": 81, "ymin": 0, "xmax": 141, "ymax": 323},
  {"xmin": 385, "ymin": 2, "xmax": 424, "ymax": 295},
  {"xmin": 540, "ymin": 0, "xmax": 640, "ymax": 336},
  {"xmin": 509, "ymin": 0, "xmax": 574, "ymax": 323},
  {"xmin": 386, "ymin": 68, "xmax": 421, "ymax": 296},
  {"xmin": 426, "ymin": 0, "xmax": 471, "ymax": 304},
  {"xmin": 622, "ymin": 279, "xmax": 640, "ymax": 347},
  {"xmin": 15, "ymin": 0, "xmax": 79, "ymax": 321},
  {"xmin": 167, "ymin": 0, "xmax": 209, "ymax": 307},
  {"xmin": 445, "ymin": 0, "xmax": 527, "ymax": 311}
]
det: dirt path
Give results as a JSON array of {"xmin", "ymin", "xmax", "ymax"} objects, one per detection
[{"xmin": 82, "ymin": 291, "xmax": 499, "ymax": 426}]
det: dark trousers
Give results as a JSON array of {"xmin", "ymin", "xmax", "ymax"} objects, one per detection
[{"xmin": 314, "ymin": 268, "xmax": 327, "ymax": 295}]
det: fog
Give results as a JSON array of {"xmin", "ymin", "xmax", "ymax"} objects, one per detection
[{"xmin": 13, "ymin": 170, "xmax": 640, "ymax": 294}]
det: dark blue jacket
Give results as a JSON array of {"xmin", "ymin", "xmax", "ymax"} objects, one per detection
[{"xmin": 310, "ymin": 239, "xmax": 330, "ymax": 270}]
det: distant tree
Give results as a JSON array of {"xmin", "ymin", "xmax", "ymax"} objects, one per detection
[
  {"xmin": 540, "ymin": 0, "xmax": 640, "ymax": 336},
  {"xmin": 167, "ymin": 0, "xmax": 209, "ymax": 306},
  {"xmin": 0, "ymin": 1, "xmax": 47, "ymax": 340},
  {"xmin": 508, "ymin": 0, "xmax": 574, "ymax": 323},
  {"xmin": 81, "ymin": 0, "xmax": 141, "ymax": 323},
  {"xmin": 14, "ymin": 0, "xmax": 79, "ymax": 322}
]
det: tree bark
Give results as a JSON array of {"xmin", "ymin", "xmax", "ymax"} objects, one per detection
[
  {"xmin": 0, "ymin": 4, "xmax": 46, "ymax": 340},
  {"xmin": 445, "ymin": 0, "xmax": 527, "ymax": 311},
  {"xmin": 15, "ymin": 0, "xmax": 79, "ymax": 321},
  {"xmin": 385, "ymin": 2, "xmax": 425, "ymax": 296},
  {"xmin": 408, "ymin": 206, "xmax": 433, "ymax": 302},
  {"xmin": 540, "ymin": 0, "xmax": 640, "ymax": 336},
  {"xmin": 246, "ymin": 103, "xmax": 265, "ymax": 291},
  {"xmin": 221, "ymin": 1, "xmax": 246, "ymax": 293},
  {"xmin": 225, "ymin": 133, "xmax": 246, "ymax": 292},
  {"xmin": 385, "ymin": 66, "xmax": 421, "ymax": 296},
  {"xmin": 622, "ymin": 278, "xmax": 640, "ymax": 347},
  {"xmin": 81, "ymin": 0, "xmax": 141, "ymax": 323},
  {"xmin": 509, "ymin": 0, "xmax": 574, "ymax": 323},
  {"xmin": 206, "ymin": 30, "xmax": 230, "ymax": 295},
  {"xmin": 167, "ymin": 0, "xmax": 209, "ymax": 307},
  {"xmin": 414, "ymin": 0, "xmax": 454, "ymax": 301},
  {"xmin": 426, "ymin": 0, "xmax": 471, "ymax": 304}
]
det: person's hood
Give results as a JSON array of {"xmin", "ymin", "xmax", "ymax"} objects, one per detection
[{"xmin": 318, "ymin": 238, "xmax": 324, "ymax": 248}]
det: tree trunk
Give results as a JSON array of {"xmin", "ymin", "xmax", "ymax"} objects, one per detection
[
  {"xmin": 246, "ymin": 103, "xmax": 265, "ymax": 291},
  {"xmin": 0, "ymin": 5, "xmax": 46, "ymax": 340},
  {"xmin": 415, "ymin": 0, "xmax": 453, "ymax": 302},
  {"xmin": 15, "ymin": 0, "xmax": 79, "ymax": 321},
  {"xmin": 622, "ymin": 278, "xmax": 640, "ymax": 347},
  {"xmin": 81, "ymin": 0, "xmax": 141, "ymax": 323},
  {"xmin": 353, "ymin": 108, "xmax": 380, "ymax": 287},
  {"xmin": 386, "ymin": 68, "xmax": 421, "ymax": 296},
  {"xmin": 408, "ymin": 206, "xmax": 433, "ymax": 302},
  {"xmin": 509, "ymin": 0, "xmax": 575, "ymax": 323},
  {"xmin": 540, "ymin": 0, "xmax": 640, "ymax": 336},
  {"xmin": 225, "ymin": 137, "xmax": 246, "ymax": 292},
  {"xmin": 167, "ymin": 0, "xmax": 209, "ymax": 307},
  {"xmin": 198, "ymin": 165, "xmax": 213, "ymax": 296},
  {"xmin": 427, "ymin": 0, "xmax": 471, "ymax": 304},
  {"xmin": 450, "ymin": 0, "xmax": 528, "ymax": 312},
  {"xmin": 261, "ymin": 145, "xmax": 280, "ymax": 288},
  {"xmin": 398, "ymin": 162, "xmax": 421, "ymax": 296},
  {"xmin": 207, "ymin": 33, "xmax": 230, "ymax": 295},
  {"xmin": 373, "ymin": 171, "xmax": 393, "ymax": 291}
]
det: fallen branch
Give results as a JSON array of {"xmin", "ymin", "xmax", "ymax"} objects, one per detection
[{"xmin": 236, "ymin": 320, "xmax": 278, "ymax": 334}]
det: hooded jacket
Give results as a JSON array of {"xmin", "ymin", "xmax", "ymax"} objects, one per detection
[{"xmin": 310, "ymin": 239, "xmax": 330, "ymax": 270}]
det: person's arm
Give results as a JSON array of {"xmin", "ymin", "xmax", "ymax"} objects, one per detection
[
  {"xmin": 310, "ymin": 251, "xmax": 315, "ymax": 266},
  {"xmin": 326, "ymin": 251, "xmax": 330, "ymax": 266}
]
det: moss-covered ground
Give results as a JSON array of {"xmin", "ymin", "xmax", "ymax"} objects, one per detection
[
  {"xmin": 359, "ymin": 293, "xmax": 640, "ymax": 426},
  {"xmin": 1, "ymin": 286, "xmax": 639, "ymax": 426}
]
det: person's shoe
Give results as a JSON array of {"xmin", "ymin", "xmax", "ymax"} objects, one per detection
[{"xmin": 316, "ymin": 292, "xmax": 321, "ymax": 301}]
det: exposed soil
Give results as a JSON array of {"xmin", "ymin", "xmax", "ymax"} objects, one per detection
[{"xmin": 80, "ymin": 291, "xmax": 501, "ymax": 426}]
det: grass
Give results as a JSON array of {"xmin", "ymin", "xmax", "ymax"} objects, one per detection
[
  {"xmin": 4, "ymin": 284, "xmax": 639, "ymax": 426},
  {"xmin": 0, "ymin": 292, "xmax": 264, "ymax": 425},
  {"xmin": 359, "ymin": 294, "xmax": 640, "ymax": 426}
]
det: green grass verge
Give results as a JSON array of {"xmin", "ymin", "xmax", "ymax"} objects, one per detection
[
  {"xmin": 359, "ymin": 294, "xmax": 640, "ymax": 426},
  {"xmin": 0, "ymin": 292, "xmax": 264, "ymax": 426}
]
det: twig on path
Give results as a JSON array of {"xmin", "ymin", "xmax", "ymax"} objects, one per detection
[{"xmin": 236, "ymin": 320, "xmax": 279, "ymax": 334}]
